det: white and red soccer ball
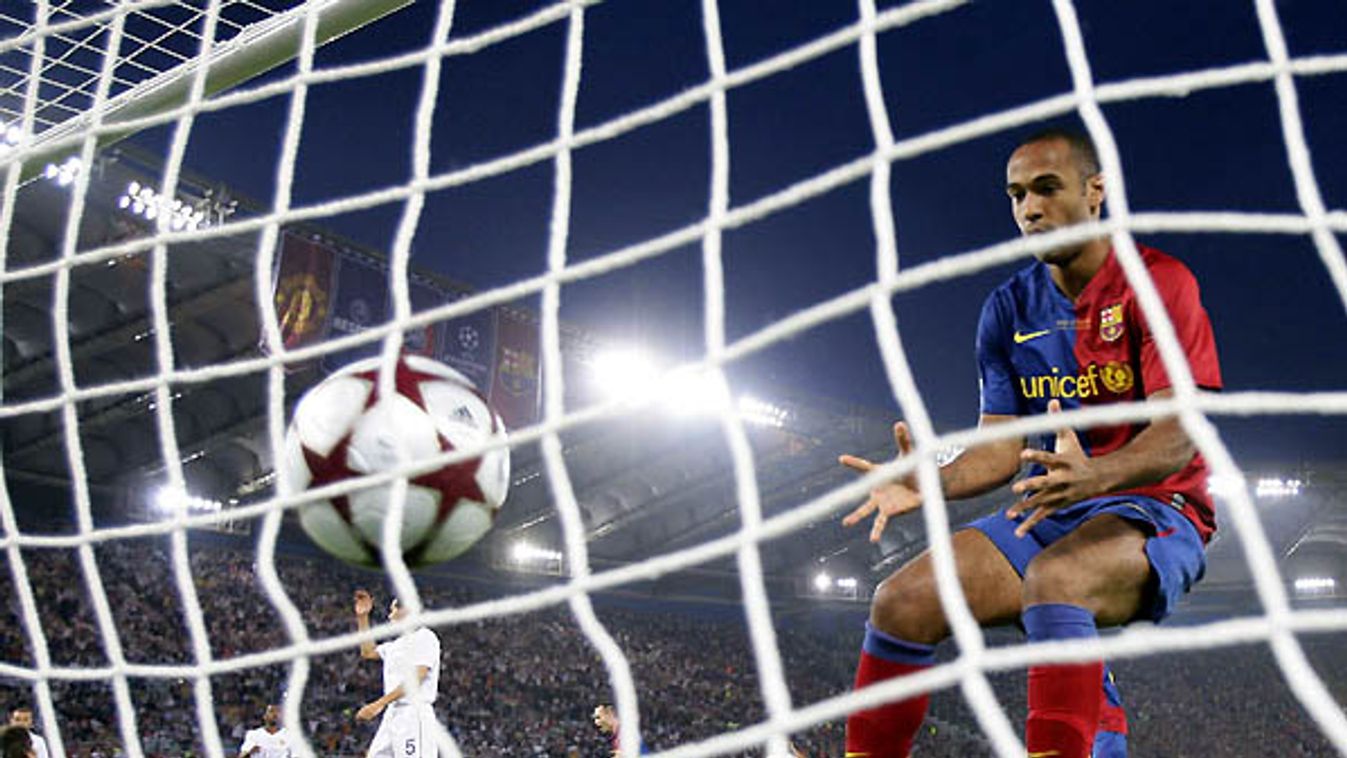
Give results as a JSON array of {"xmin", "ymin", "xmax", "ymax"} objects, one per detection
[{"xmin": 281, "ymin": 355, "xmax": 510, "ymax": 568}]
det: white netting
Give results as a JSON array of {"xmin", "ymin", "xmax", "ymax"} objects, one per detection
[{"xmin": 1, "ymin": 1, "xmax": 1346, "ymax": 756}]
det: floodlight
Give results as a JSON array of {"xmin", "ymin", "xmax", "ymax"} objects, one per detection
[
  {"xmin": 153, "ymin": 487, "xmax": 222, "ymax": 515},
  {"xmin": 664, "ymin": 367, "xmax": 728, "ymax": 416},
  {"xmin": 1255, "ymin": 477, "xmax": 1302, "ymax": 498},
  {"xmin": 813, "ymin": 572, "xmax": 831, "ymax": 592},
  {"xmin": 1293, "ymin": 577, "xmax": 1335, "ymax": 596},
  {"xmin": 592, "ymin": 348, "xmax": 659, "ymax": 402},
  {"xmin": 738, "ymin": 395, "xmax": 788, "ymax": 428},
  {"xmin": 511, "ymin": 541, "xmax": 530, "ymax": 563},
  {"xmin": 511, "ymin": 540, "xmax": 561, "ymax": 563},
  {"xmin": 1207, "ymin": 473, "xmax": 1245, "ymax": 498}
]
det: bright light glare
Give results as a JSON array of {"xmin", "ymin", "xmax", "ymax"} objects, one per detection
[
  {"xmin": 738, "ymin": 395, "xmax": 788, "ymax": 428},
  {"xmin": 512, "ymin": 540, "xmax": 561, "ymax": 563},
  {"xmin": 153, "ymin": 487, "xmax": 221, "ymax": 515},
  {"xmin": 592, "ymin": 349, "xmax": 659, "ymax": 402},
  {"xmin": 117, "ymin": 180, "xmax": 207, "ymax": 230},
  {"xmin": 0, "ymin": 123, "xmax": 22, "ymax": 155},
  {"xmin": 44, "ymin": 156, "xmax": 82, "ymax": 187},
  {"xmin": 1208, "ymin": 473, "xmax": 1245, "ymax": 498},
  {"xmin": 1294, "ymin": 577, "xmax": 1335, "ymax": 596},
  {"xmin": 664, "ymin": 367, "xmax": 728, "ymax": 416},
  {"xmin": 591, "ymin": 348, "xmax": 795, "ymax": 424},
  {"xmin": 836, "ymin": 577, "xmax": 858, "ymax": 589},
  {"xmin": 1256, "ymin": 477, "xmax": 1302, "ymax": 498},
  {"xmin": 813, "ymin": 572, "xmax": 831, "ymax": 592}
]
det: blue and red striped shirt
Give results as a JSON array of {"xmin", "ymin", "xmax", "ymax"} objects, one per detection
[{"xmin": 976, "ymin": 245, "xmax": 1223, "ymax": 542}]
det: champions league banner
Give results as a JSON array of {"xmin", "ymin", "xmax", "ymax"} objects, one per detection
[
  {"xmin": 322, "ymin": 254, "xmax": 389, "ymax": 373},
  {"xmin": 269, "ymin": 233, "xmax": 336, "ymax": 366},
  {"xmin": 272, "ymin": 233, "xmax": 538, "ymax": 420},
  {"xmin": 440, "ymin": 296, "xmax": 498, "ymax": 395},
  {"xmin": 488, "ymin": 306, "xmax": 541, "ymax": 429}
]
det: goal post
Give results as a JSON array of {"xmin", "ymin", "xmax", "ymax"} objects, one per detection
[{"xmin": 1, "ymin": 0, "xmax": 413, "ymax": 184}]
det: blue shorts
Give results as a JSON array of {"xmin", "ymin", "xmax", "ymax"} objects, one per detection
[{"xmin": 966, "ymin": 495, "xmax": 1206, "ymax": 623}]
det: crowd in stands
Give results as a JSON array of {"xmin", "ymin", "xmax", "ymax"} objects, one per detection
[{"xmin": 0, "ymin": 536, "xmax": 1343, "ymax": 756}]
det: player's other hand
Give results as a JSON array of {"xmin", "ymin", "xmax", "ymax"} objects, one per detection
[
  {"xmin": 1007, "ymin": 399, "xmax": 1100, "ymax": 537},
  {"xmin": 354, "ymin": 589, "xmax": 373, "ymax": 617},
  {"xmin": 840, "ymin": 420, "xmax": 923, "ymax": 543},
  {"xmin": 355, "ymin": 702, "xmax": 383, "ymax": 721}
]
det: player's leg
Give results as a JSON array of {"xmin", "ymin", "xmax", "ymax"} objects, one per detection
[
  {"xmin": 417, "ymin": 703, "xmax": 438, "ymax": 758},
  {"xmin": 1020, "ymin": 513, "xmax": 1151, "ymax": 758},
  {"xmin": 382, "ymin": 705, "xmax": 426, "ymax": 758},
  {"xmin": 1093, "ymin": 665, "xmax": 1128, "ymax": 758},
  {"xmin": 366, "ymin": 709, "xmax": 397, "ymax": 758},
  {"xmin": 846, "ymin": 528, "xmax": 1022, "ymax": 758}
]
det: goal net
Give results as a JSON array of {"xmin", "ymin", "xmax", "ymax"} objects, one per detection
[{"xmin": 2, "ymin": 1, "xmax": 1346, "ymax": 756}]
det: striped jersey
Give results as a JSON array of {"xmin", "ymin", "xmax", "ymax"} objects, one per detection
[{"xmin": 976, "ymin": 245, "xmax": 1222, "ymax": 541}]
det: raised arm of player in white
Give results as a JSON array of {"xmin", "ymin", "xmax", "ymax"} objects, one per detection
[{"xmin": 354, "ymin": 589, "xmax": 381, "ymax": 660}]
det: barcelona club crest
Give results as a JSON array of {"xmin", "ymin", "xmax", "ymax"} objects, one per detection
[
  {"xmin": 1098, "ymin": 303, "xmax": 1124, "ymax": 342},
  {"xmin": 499, "ymin": 346, "xmax": 538, "ymax": 396}
]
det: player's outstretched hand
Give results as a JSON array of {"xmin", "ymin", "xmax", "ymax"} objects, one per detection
[
  {"xmin": 1007, "ymin": 399, "xmax": 1102, "ymax": 537},
  {"xmin": 354, "ymin": 589, "xmax": 373, "ymax": 617},
  {"xmin": 355, "ymin": 701, "xmax": 382, "ymax": 722},
  {"xmin": 840, "ymin": 421, "xmax": 924, "ymax": 543}
]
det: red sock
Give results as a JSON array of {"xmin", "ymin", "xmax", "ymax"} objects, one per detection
[
  {"xmin": 1025, "ymin": 661, "xmax": 1104, "ymax": 757},
  {"xmin": 845, "ymin": 624, "xmax": 935, "ymax": 758},
  {"xmin": 1023, "ymin": 604, "xmax": 1102, "ymax": 758}
]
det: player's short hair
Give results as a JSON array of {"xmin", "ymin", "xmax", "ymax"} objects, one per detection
[
  {"xmin": 0, "ymin": 725, "xmax": 32, "ymax": 758},
  {"xmin": 1016, "ymin": 127, "xmax": 1100, "ymax": 179}
]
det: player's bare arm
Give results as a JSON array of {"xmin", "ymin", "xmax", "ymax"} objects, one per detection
[
  {"xmin": 1008, "ymin": 391, "xmax": 1196, "ymax": 536},
  {"xmin": 354, "ymin": 665, "xmax": 431, "ymax": 722},
  {"xmin": 841, "ymin": 414, "xmax": 1024, "ymax": 542},
  {"xmin": 354, "ymin": 590, "xmax": 381, "ymax": 660}
]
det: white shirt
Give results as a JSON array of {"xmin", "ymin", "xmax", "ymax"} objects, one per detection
[
  {"xmin": 30, "ymin": 733, "xmax": 49, "ymax": 758},
  {"xmin": 377, "ymin": 627, "xmax": 441, "ymax": 705},
  {"xmin": 239, "ymin": 726, "xmax": 292, "ymax": 757}
]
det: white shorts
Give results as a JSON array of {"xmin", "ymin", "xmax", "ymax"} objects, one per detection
[{"xmin": 367, "ymin": 702, "xmax": 438, "ymax": 758}]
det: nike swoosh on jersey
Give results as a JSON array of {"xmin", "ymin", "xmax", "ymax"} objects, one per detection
[{"xmin": 1013, "ymin": 328, "xmax": 1052, "ymax": 343}]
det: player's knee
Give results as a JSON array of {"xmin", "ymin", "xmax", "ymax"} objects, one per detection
[
  {"xmin": 870, "ymin": 572, "xmax": 947, "ymax": 644},
  {"xmin": 1022, "ymin": 553, "xmax": 1094, "ymax": 609}
]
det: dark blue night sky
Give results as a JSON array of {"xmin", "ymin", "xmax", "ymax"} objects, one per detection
[{"xmin": 148, "ymin": 0, "xmax": 1347, "ymax": 465}]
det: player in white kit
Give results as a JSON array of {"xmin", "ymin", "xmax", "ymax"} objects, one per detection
[
  {"xmin": 7, "ymin": 708, "xmax": 47, "ymax": 758},
  {"xmin": 237, "ymin": 703, "xmax": 292, "ymax": 757},
  {"xmin": 354, "ymin": 589, "xmax": 441, "ymax": 758}
]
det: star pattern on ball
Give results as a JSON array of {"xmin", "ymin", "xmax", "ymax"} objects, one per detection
[
  {"xmin": 352, "ymin": 356, "xmax": 488, "ymax": 510},
  {"xmin": 416, "ymin": 434, "xmax": 487, "ymax": 518},
  {"xmin": 353, "ymin": 357, "xmax": 444, "ymax": 412},
  {"xmin": 301, "ymin": 435, "xmax": 359, "ymax": 522}
]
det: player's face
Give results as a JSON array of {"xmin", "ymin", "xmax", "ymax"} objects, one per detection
[
  {"xmin": 263, "ymin": 704, "xmax": 280, "ymax": 726},
  {"xmin": 388, "ymin": 599, "xmax": 406, "ymax": 621},
  {"xmin": 9, "ymin": 710, "xmax": 32, "ymax": 729},
  {"xmin": 592, "ymin": 706, "xmax": 616, "ymax": 734},
  {"xmin": 1005, "ymin": 137, "xmax": 1104, "ymax": 265}
]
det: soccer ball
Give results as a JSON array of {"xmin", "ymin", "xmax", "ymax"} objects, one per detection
[{"xmin": 281, "ymin": 354, "xmax": 510, "ymax": 568}]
